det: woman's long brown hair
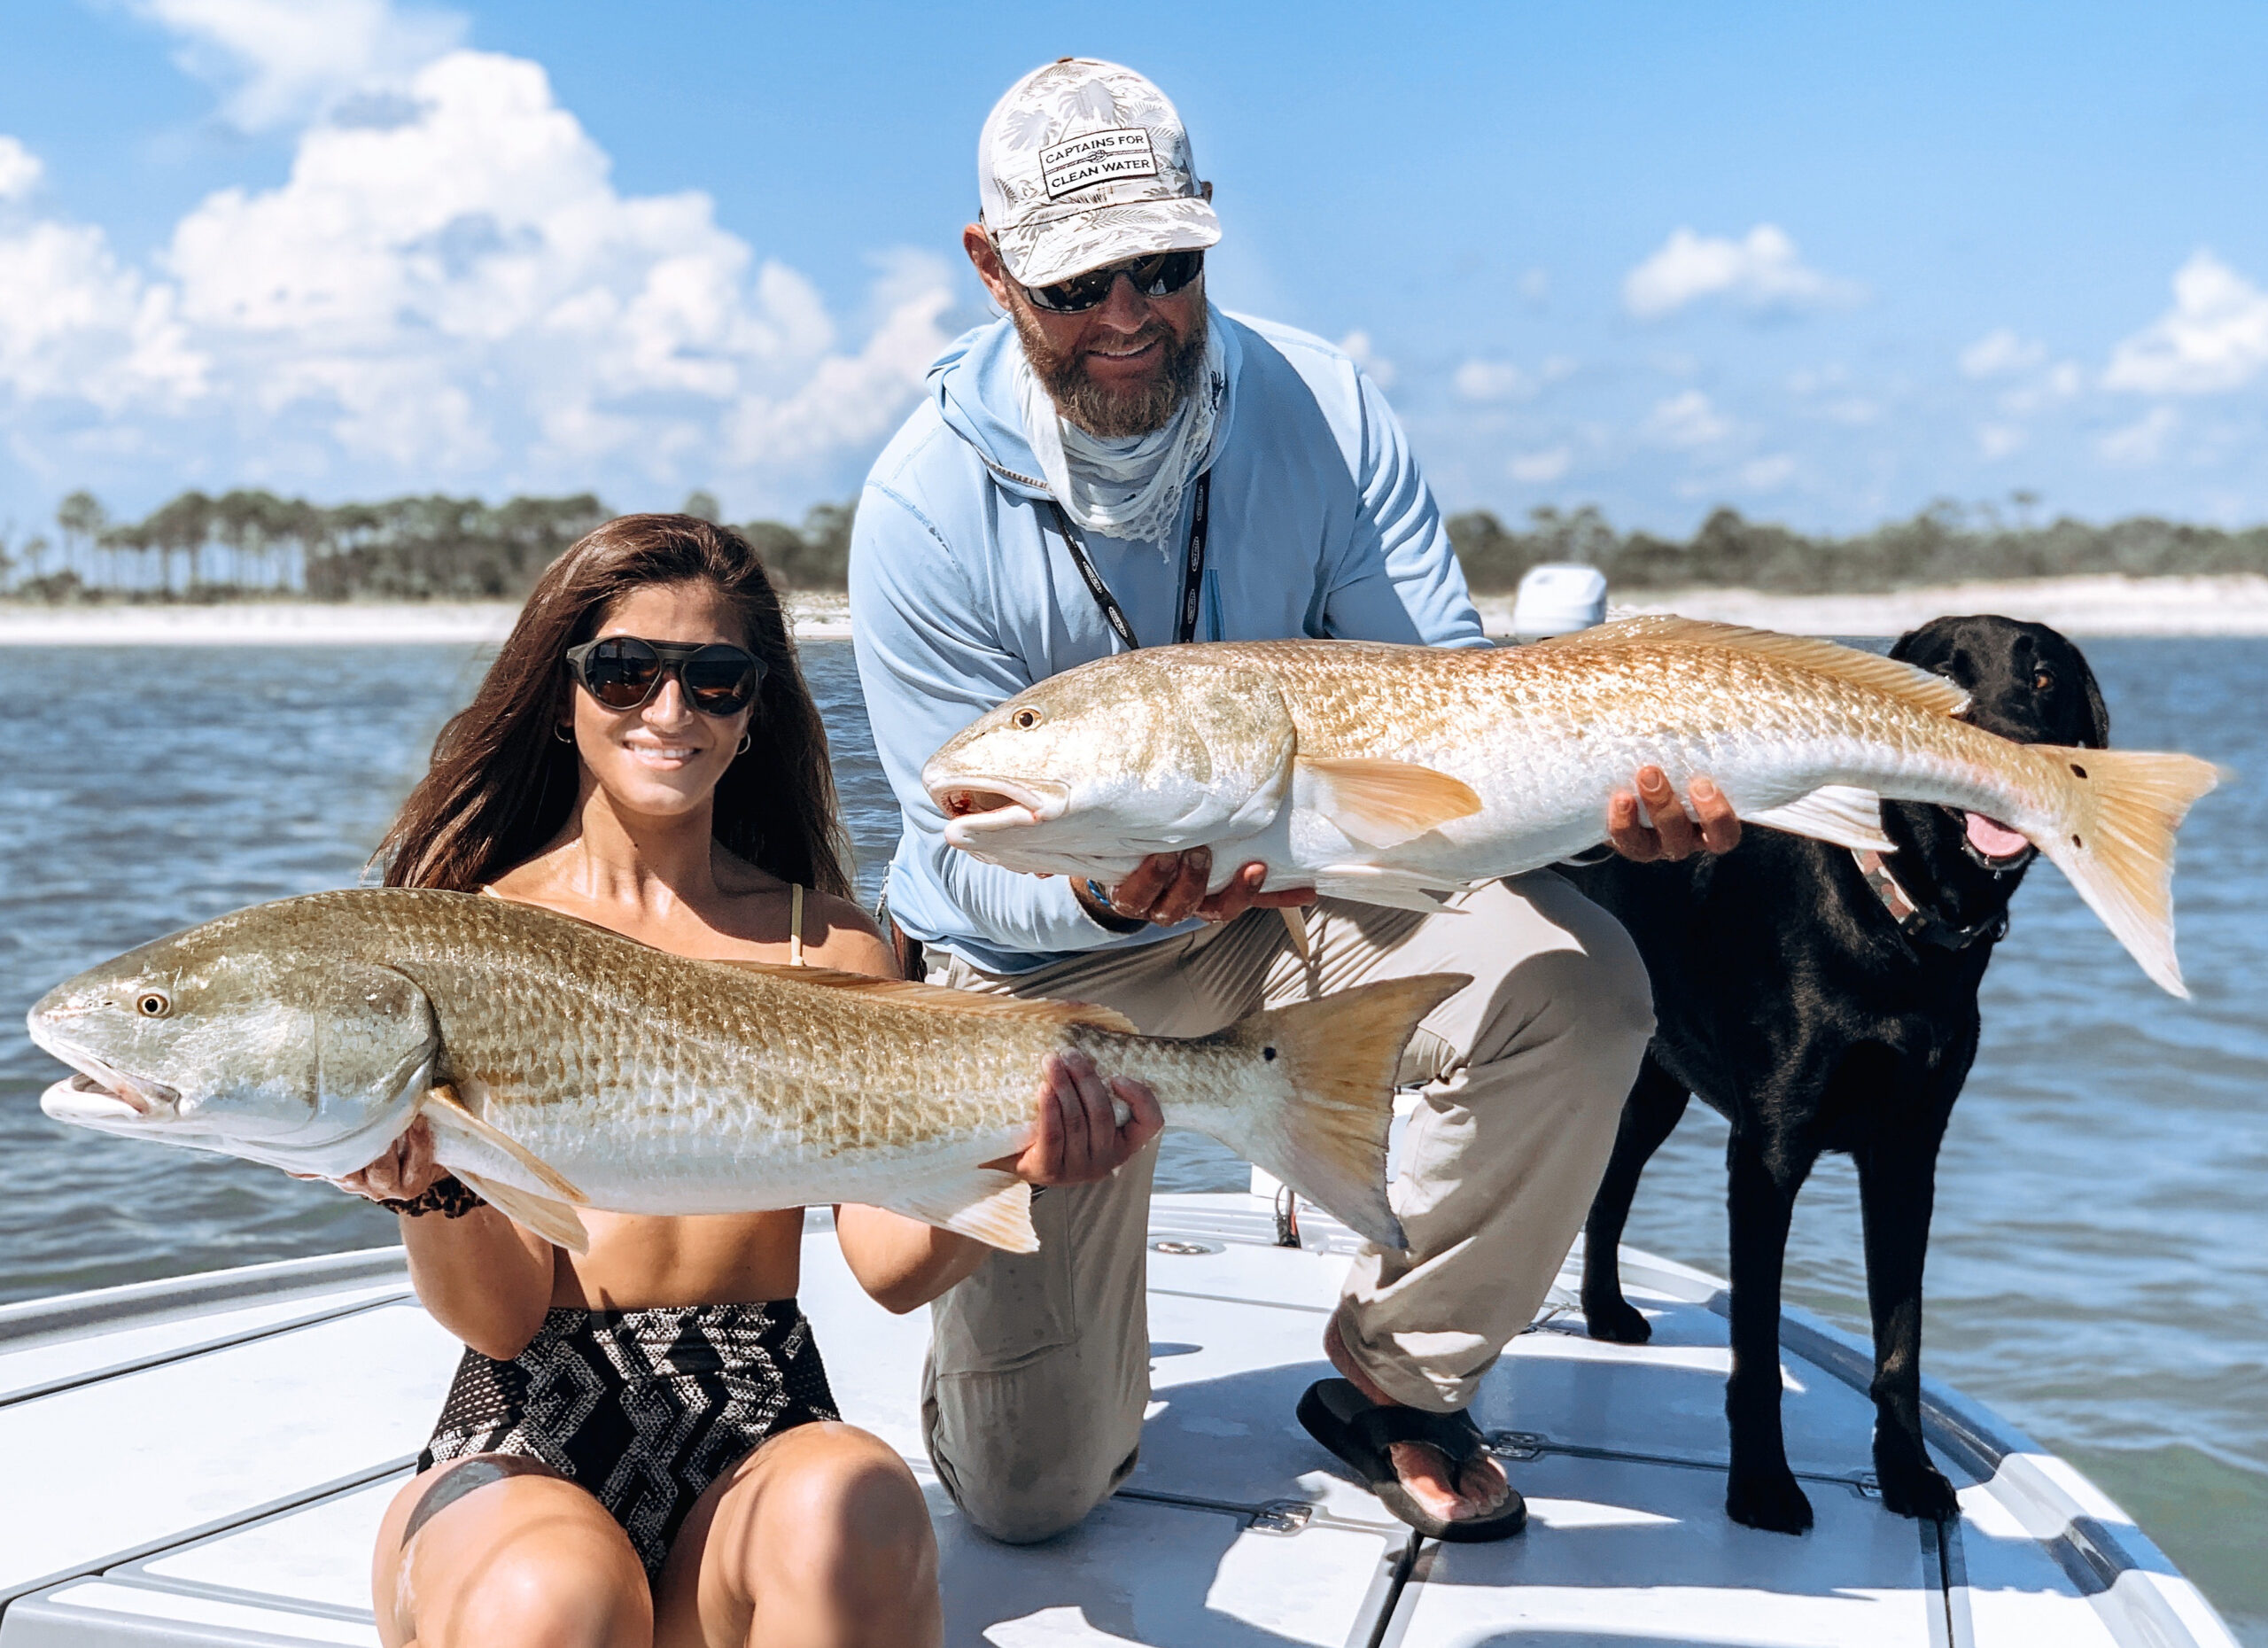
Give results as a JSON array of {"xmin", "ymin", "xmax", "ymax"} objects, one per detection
[{"xmin": 380, "ymin": 513, "xmax": 852, "ymax": 898}]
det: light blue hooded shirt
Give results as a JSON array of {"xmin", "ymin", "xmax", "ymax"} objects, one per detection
[{"xmin": 849, "ymin": 306, "xmax": 1486, "ymax": 974}]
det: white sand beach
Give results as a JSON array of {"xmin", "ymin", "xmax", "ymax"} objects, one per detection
[
  {"xmin": 0, "ymin": 575, "xmax": 2264, "ymax": 645},
  {"xmin": 1487, "ymin": 573, "xmax": 2268, "ymax": 637}
]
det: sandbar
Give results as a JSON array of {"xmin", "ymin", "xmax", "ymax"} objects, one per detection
[{"xmin": 1, "ymin": 576, "xmax": 2263, "ymax": 645}]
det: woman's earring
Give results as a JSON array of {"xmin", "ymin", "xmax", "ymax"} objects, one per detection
[
  {"xmin": 735, "ymin": 732, "xmax": 752, "ymax": 756},
  {"xmin": 555, "ymin": 724, "xmax": 576, "ymax": 744}
]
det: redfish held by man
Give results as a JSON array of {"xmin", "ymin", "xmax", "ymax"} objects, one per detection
[
  {"xmin": 29, "ymin": 890, "xmax": 1464, "ymax": 1255},
  {"xmin": 921, "ymin": 617, "xmax": 2224, "ymax": 997}
]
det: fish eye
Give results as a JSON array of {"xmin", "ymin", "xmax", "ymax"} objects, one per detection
[
  {"xmin": 1011, "ymin": 707, "xmax": 1044, "ymax": 731},
  {"xmin": 136, "ymin": 991, "xmax": 171, "ymax": 1018}
]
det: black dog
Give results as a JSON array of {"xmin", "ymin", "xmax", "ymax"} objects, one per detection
[{"xmin": 1561, "ymin": 615, "xmax": 2109, "ymax": 1534}]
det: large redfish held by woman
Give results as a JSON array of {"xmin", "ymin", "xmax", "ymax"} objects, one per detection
[
  {"xmin": 30, "ymin": 890, "xmax": 1461, "ymax": 1254},
  {"xmin": 922, "ymin": 617, "xmax": 2223, "ymax": 996}
]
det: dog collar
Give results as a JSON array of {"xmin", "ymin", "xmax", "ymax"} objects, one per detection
[{"xmin": 1852, "ymin": 850, "xmax": 2010, "ymax": 953}]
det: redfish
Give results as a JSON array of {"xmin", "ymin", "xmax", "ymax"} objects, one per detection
[{"xmin": 923, "ymin": 618, "xmax": 2223, "ymax": 996}]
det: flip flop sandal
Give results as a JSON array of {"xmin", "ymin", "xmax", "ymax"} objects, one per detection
[{"xmin": 1296, "ymin": 1377, "xmax": 1528, "ymax": 1543}]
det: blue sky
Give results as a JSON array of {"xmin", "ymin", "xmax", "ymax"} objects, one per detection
[{"xmin": 3, "ymin": 0, "xmax": 2265, "ymax": 540}]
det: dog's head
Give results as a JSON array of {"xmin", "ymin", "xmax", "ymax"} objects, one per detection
[
  {"xmin": 1891, "ymin": 614, "xmax": 2109, "ymax": 750},
  {"xmin": 1879, "ymin": 616, "xmax": 2108, "ymax": 908}
]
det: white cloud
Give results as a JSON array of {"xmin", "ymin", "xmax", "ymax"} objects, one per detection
[
  {"xmin": 0, "ymin": 220, "xmax": 206, "ymax": 408},
  {"xmin": 1736, "ymin": 454, "xmax": 1796, "ymax": 492},
  {"xmin": 1642, "ymin": 388, "xmax": 1730, "ymax": 447},
  {"xmin": 1453, "ymin": 359, "xmax": 1533, "ymax": 403},
  {"xmin": 2104, "ymin": 251, "xmax": 2268, "ymax": 395},
  {"xmin": 0, "ymin": 42, "xmax": 953, "ymax": 501},
  {"xmin": 1960, "ymin": 328, "xmax": 2047, "ymax": 379},
  {"xmin": 1518, "ymin": 267, "xmax": 1550, "ymax": 304},
  {"xmin": 0, "ymin": 136, "xmax": 43, "ymax": 202},
  {"xmin": 129, "ymin": 0, "xmax": 467, "ymax": 130},
  {"xmin": 1622, "ymin": 225, "xmax": 1863, "ymax": 321},
  {"xmin": 1508, "ymin": 446, "xmax": 1572, "ymax": 483},
  {"xmin": 1997, "ymin": 359, "xmax": 2083, "ymax": 416},
  {"xmin": 2098, "ymin": 405, "xmax": 2178, "ymax": 465},
  {"xmin": 1337, "ymin": 329, "xmax": 1394, "ymax": 388},
  {"xmin": 1977, "ymin": 423, "xmax": 2027, "ymax": 459}
]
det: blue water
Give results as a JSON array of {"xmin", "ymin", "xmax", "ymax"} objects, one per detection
[{"xmin": 0, "ymin": 638, "xmax": 2259, "ymax": 1636}]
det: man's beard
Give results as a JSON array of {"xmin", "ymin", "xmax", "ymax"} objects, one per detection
[{"xmin": 1013, "ymin": 298, "xmax": 1208, "ymax": 439}]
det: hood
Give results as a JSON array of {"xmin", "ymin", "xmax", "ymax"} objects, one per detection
[{"xmin": 929, "ymin": 304, "xmax": 1242, "ymax": 501}]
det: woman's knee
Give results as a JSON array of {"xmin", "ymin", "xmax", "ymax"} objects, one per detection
[
  {"xmin": 443, "ymin": 1543, "xmax": 651, "ymax": 1648},
  {"xmin": 384, "ymin": 1472, "xmax": 649, "ymax": 1648},
  {"xmin": 743, "ymin": 1426, "xmax": 938, "ymax": 1597}
]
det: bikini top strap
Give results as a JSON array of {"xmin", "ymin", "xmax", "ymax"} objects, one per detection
[{"xmin": 789, "ymin": 882, "xmax": 804, "ymax": 967}]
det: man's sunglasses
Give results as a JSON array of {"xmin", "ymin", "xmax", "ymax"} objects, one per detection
[
  {"xmin": 563, "ymin": 637, "xmax": 765, "ymax": 716},
  {"xmin": 1021, "ymin": 249, "xmax": 1204, "ymax": 315}
]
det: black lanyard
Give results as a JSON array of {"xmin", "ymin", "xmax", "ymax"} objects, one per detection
[{"xmin": 1045, "ymin": 470, "xmax": 1211, "ymax": 650}]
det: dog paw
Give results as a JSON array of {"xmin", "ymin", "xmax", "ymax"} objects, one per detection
[
  {"xmin": 1581, "ymin": 1294, "xmax": 1653, "ymax": 1345},
  {"xmin": 1727, "ymin": 1470, "xmax": 1814, "ymax": 1535},
  {"xmin": 1879, "ymin": 1459, "xmax": 1960, "ymax": 1521}
]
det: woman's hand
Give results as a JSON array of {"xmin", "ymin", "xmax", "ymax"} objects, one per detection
[
  {"xmin": 844, "ymin": 1050, "xmax": 1163, "ymax": 1312},
  {"xmin": 990, "ymin": 1051, "xmax": 1164, "ymax": 1186},
  {"xmin": 324, "ymin": 1116, "xmax": 444, "ymax": 1204}
]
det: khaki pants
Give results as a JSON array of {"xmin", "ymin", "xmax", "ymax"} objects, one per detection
[{"xmin": 920, "ymin": 872, "xmax": 1652, "ymax": 1543}]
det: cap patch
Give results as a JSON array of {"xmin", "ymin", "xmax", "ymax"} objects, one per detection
[{"xmin": 1041, "ymin": 128, "xmax": 1159, "ymax": 199}]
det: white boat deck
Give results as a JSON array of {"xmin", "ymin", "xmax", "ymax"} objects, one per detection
[{"xmin": 0, "ymin": 1192, "xmax": 2237, "ymax": 1647}]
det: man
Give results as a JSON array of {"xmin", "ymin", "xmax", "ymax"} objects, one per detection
[{"xmin": 850, "ymin": 57, "xmax": 1737, "ymax": 1543}]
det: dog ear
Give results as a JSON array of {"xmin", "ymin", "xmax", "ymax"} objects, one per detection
[{"xmin": 2070, "ymin": 646, "xmax": 2111, "ymax": 748}]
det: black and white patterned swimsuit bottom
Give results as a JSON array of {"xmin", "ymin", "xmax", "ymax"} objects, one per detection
[{"xmin": 418, "ymin": 1301, "xmax": 838, "ymax": 1579}]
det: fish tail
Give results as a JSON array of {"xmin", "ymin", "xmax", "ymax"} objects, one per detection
[
  {"xmin": 1204, "ymin": 972, "xmax": 1471, "ymax": 1250},
  {"xmin": 2034, "ymin": 745, "xmax": 2225, "ymax": 998}
]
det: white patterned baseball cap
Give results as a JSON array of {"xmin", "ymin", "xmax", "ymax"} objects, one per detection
[{"xmin": 978, "ymin": 58, "xmax": 1221, "ymax": 289}]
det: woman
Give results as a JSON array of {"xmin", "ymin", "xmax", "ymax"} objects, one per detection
[{"xmin": 338, "ymin": 514, "xmax": 1160, "ymax": 1648}]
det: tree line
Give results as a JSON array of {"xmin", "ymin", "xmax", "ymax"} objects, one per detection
[
  {"xmin": 0, "ymin": 488, "xmax": 856, "ymax": 604},
  {"xmin": 3, "ymin": 486, "xmax": 2263, "ymax": 602},
  {"xmin": 1444, "ymin": 501, "xmax": 2268, "ymax": 594}
]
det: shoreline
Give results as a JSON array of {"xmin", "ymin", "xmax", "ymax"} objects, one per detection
[{"xmin": 0, "ymin": 574, "xmax": 2264, "ymax": 644}]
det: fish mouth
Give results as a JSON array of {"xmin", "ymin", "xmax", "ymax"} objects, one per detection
[
  {"xmin": 39, "ymin": 1062, "xmax": 181, "ymax": 1123},
  {"xmin": 929, "ymin": 776, "xmax": 1070, "ymax": 836},
  {"xmin": 25, "ymin": 1013, "xmax": 182, "ymax": 1121},
  {"xmin": 1959, "ymin": 812, "xmax": 2035, "ymax": 869}
]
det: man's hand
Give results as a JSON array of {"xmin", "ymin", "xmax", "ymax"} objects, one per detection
[
  {"xmin": 1083, "ymin": 849, "xmax": 1316, "ymax": 928},
  {"xmin": 1607, "ymin": 766, "xmax": 1742, "ymax": 862},
  {"xmin": 989, "ymin": 1052, "xmax": 1164, "ymax": 1186}
]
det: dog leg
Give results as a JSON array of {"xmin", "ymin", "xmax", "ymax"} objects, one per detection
[
  {"xmin": 1724, "ymin": 1131, "xmax": 1815, "ymax": 1535},
  {"xmin": 1581, "ymin": 1057, "xmax": 1690, "ymax": 1344},
  {"xmin": 1857, "ymin": 1117, "xmax": 1961, "ymax": 1521}
]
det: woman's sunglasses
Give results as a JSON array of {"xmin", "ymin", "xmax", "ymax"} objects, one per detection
[
  {"xmin": 563, "ymin": 637, "xmax": 765, "ymax": 717},
  {"xmin": 1021, "ymin": 249, "xmax": 1204, "ymax": 315}
]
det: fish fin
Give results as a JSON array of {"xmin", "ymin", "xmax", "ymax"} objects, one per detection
[
  {"xmin": 694, "ymin": 961, "xmax": 1139, "ymax": 1035},
  {"xmin": 2035, "ymin": 746, "xmax": 2225, "ymax": 998},
  {"xmin": 1296, "ymin": 757, "xmax": 1484, "ymax": 848},
  {"xmin": 422, "ymin": 1084, "xmax": 588, "ymax": 1205},
  {"xmin": 1279, "ymin": 905, "xmax": 1312, "ymax": 963},
  {"xmin": 1745, "ymin": 785, "xmax": 1895, "ymax": 852},
  {"xmin": 1534, "ymin": 616, "xmax": 1972, "ymax": 719},
  {"xmin": 1309, "ymin": 865, "xmax": 1472, "ymax": 913},
  {"xmin": 453, "ymin": 1169, "xmax": 591, "ymax": 1255},
  {"xmin": 1196, "ymin": 974, "xmax": 1472, "ymax": 1250},
  {"xmin": 882, "ymin": 1170, "xmax": 1037, "ymax": 1254}
]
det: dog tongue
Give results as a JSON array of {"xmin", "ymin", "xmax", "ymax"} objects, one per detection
[{"xmin": 1963, "ymin": 812, "xmax": 2030, "ymax": 859}]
